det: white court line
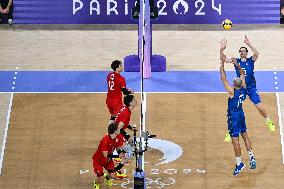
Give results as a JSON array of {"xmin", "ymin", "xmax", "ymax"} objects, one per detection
[
  {"xmin": 0, "ymin": 92, "xmax": 277, "ymax": 94},
  {"xmin": 141, "ymin": 92, "xmax": 277, "ymax": 94},
  {"xmin": 276, "ymin": 92, "xmax": 284, "ymax": 165},
  {"xmin": 0, "ymin": 93, "xmax": 14, "ymax": 174}
]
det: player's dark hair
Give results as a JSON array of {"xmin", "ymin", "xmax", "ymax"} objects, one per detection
[
  {"xmin": 111, "ymin": 60, "xmax": 122, "ymax": 71},
  {"xmin": 124, "ymin": 95, "xmax": 134, "ymax": 107},
  {"xmin": 108, "ymin": 123, "xmax": 118, "ymax": 134},
  {"xmin": 239, "ymin": 47, "xmax": 248, "ymax": 53}
]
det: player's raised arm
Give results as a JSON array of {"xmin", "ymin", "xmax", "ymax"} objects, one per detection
[
  {"xmin": 220, "ymin": 59, "xmax": 234, "ymax": 96},
  {"xmin": 219, "ymin": 38, "xmax": 227, "ymax": 61},
  {"xmin": 244, "ymin": 35, "xmax": 259, "ymax": 62},
  {"xmin": 232, "ymin": 58, "xmax": 246, "ymax": 88}
]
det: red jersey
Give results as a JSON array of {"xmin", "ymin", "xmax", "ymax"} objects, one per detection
[
  {"xmin": 92, "ymin": 134, "xmax": 116, "ymax": 163},
  {"xmin": 115, "ymin": 106, "xmax": 131, "ymax": 130},
  {"xmin": 114, "ymin": 134, "xmax": 127, "ymax": 148},
  {"xmin": 107, "ymin": 72, "xmax": 126, "ymax": 101}
]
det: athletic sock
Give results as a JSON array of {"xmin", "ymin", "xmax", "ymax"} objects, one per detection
[
  {"xmin": 265, "ymin": 117, "xmax": 271, "ymax": 123},
  {"xmin": 247, "ymin": 150, "xmax": 254, "ymax": 159},
  {"xmin": 236, "ymin": 156, "xmax": 242, "ymax": 166}
]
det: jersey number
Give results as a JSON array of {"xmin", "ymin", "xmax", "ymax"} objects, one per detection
[
  {"xmin": 242, "ymin": 68, "xmax": 247, "ymax": 76},
  {"xmin": 108, "ymin": 81, "xmax": 114, "ymax": 90},
  {"xmin": 237, "ymin": 94, "xmax": 245, "ymax": 108},
  {"xmin": 109, "ymin": 74, "xmax": 115, "ymax": 90}
]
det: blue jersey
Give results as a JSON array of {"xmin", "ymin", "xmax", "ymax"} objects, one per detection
[
  {"xmin": 234, "ymin": 56, "xmax": 256, "ymax": 88},
  {"xmin": 228, "ymin": 87, "xmax": 246, "ymax": 112}
]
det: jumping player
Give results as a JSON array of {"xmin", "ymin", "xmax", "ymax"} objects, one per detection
[
  {"xmin": 220, "ymin": 57, "xmax": 256, "ymax": 175},
  {"xmin": 220, "ymin": 37, "xmax": 275, "ymax": 134},
  {"xmin": 92, "ymin": 123, "xmax": 119, "ymax": 189},
  {"xmin": 106, "ymin": 60, "xmax": 133, "ymax": 124}
]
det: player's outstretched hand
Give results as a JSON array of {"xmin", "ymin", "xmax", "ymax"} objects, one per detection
[
  {"xmin": 220, "ymin": 38, "xmax": 227, "ymax": 49},
  {"xmin": 244, "ymin": 35, "xmax": 251, "ymax": 46}
]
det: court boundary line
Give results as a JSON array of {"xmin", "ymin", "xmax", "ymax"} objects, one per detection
[
  {"xmin": 0, "ymin": 92, "xmax": 278, "ymax": 94},
  {"xmin": 0, "ymin": 93, "xmax": 14, "ymax": 174},
  {"xmin": 276, "ymin": 92, "xmax": 284, "ymax": 165}
]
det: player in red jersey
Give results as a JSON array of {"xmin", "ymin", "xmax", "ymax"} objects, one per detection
[
  {"xmin": 113, "ymin": 95, "xmax": 137, "ymax": 178},
  {"xmin": 113, "ymin": 133, "xmax": 130, "ymax": 179},
  {"xmin": 115, "ymin": 95, "xmax": 137, "ymax": 140},
  {"xmin": 106, "ymin": 60, "xmax": 133, "ymax": 124},
  {"xmin": 92, "ymin": 123, "xmax": 119, "ymax": 189}
]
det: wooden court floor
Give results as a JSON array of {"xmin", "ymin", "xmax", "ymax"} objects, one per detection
[{"xmin": 0, "ymin": 93, "xmax": 283, "ymax": 189}]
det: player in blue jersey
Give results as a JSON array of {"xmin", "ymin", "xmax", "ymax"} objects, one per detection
[
  {"xmin": 220, "ymin": 57, "xmax": 256, "ymax": 175},
  {"xmin": 220, "ymin": 36, "xmax": 275, "ymax": 136}
]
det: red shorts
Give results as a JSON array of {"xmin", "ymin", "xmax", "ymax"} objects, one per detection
[
  {"xmin": 106, "ymin": 98, "xmax": 123, "ymax": 115},
  {"xmin": 92, "ymin": 157, "xmax": 115, "ymax": 177}
]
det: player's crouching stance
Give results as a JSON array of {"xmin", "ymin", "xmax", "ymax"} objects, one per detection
[
  {"xmin": 112, "ymin": 94, "xmax": 137, "ymax": 179},
  {"xmin": 92, "ymin": 123, "xmax": 119, "ymax": 189},
  {"xmin": 114, "ymin": 129, "xmax": 136, "ymax": 179},
  {"xmin": 220, "ymin": 57, "xmax": 256, "ymax": 176}
]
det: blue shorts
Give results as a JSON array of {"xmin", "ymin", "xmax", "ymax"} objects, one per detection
[
  {"xmin": 246, "ymin": 86, "xmax": 261, "ymax": 105},
  {"xmin": 227, "ymin": 110, "xmax": 247, "ymax": 137}
]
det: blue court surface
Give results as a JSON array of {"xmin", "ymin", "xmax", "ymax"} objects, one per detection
[{"xmin": 0, "ymin": 71, "xmax": 282, "ymax": 92}]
